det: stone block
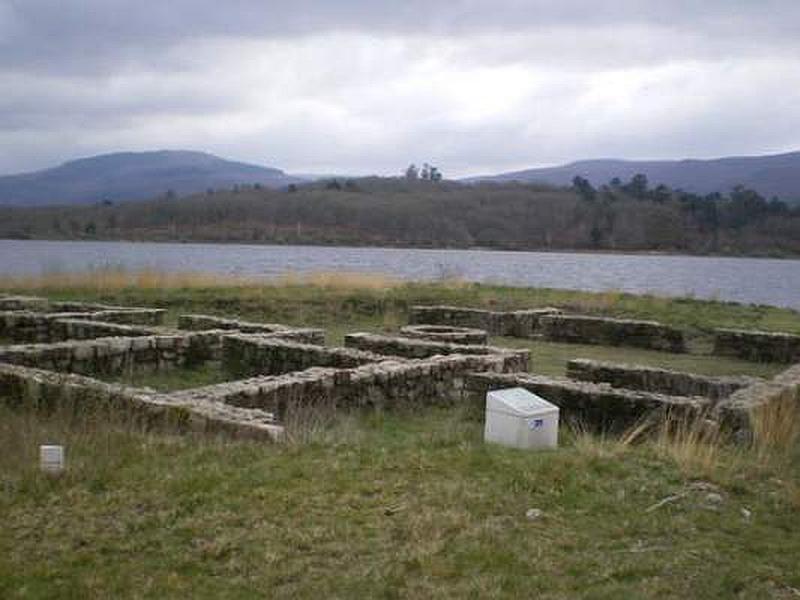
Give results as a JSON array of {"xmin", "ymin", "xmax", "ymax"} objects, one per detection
[{"xmin": 713, "ymin": 329, "xmax": 800, "ymax": 363}]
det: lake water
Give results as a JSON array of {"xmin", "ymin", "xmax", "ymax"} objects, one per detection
[{"xmin": 1, "ymin": 239, "xmax": 798, "ymax": 310}]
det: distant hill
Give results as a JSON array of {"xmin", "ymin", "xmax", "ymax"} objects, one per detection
[
  {"xmin": 0, "ymin": 150, "xmax": 304, "ymax": 206},
  {"xmin": 467, "ymin": 151, "xmax": 800, "ymax": 203}
]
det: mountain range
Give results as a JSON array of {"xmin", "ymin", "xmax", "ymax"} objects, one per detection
[
  {"xmin": 0, "ymin": 150, "xmax": 303, "ymax": 207},
  {"xmin": 468, "ymin": 151, "xmax": 800, "ymax": 203},
  {"xmin": 0, "ymin": 149, "xmax": 798, "ymax": 206}
]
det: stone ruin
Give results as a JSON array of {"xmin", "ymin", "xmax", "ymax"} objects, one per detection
[
  {"xmin": 409, "ymin": 304, "xmax": 800, "ymax": 438},
  {"xmin": 1, "ymin": 294, "xmax": 798, "ymax": 444},
  {"xmin": 0, "ymin": 295, "xmax": 529, "ymax": 441},
  {"xmin": 399, "ymin": 324, "xmax": 488, "ymax": 345},
  {"xmin": 409, "ymin": 305, "xmax": 686, "ymax": 352}
]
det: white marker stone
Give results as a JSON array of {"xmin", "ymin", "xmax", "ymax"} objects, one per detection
[
  {"xmin": 484, "ymin": 387, "xmax": 559, "ymax": 449},
  {"xmin": 40, "ymin": 445, "xmax": 65, "ymax": 474}
]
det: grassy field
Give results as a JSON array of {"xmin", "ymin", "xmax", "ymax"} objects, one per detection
[
  {"xmin": 496, "ymin": 338, "xmax": 784, "ymax": 379},
  {"xmin": 1, "ymin": 404, "xmax": 798, "ymax": 599},
  {"xmin": 2, "ymin": 272, "xmax": 800, "ymax": 598},
  {"xmin": 102, "ymin": 362, "xmax": 230, "ymax": 392}
]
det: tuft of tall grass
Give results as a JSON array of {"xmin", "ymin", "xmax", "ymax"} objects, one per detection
[
  {"xmin": 749, "ymin": 387, "xmax": 800, "ymax": 464},
  {"xmin": 566, "ymin": 409, "xmax": 735, "ymax": 478},
  {"xmin": 653, "ymin": 411, "xmax": 727, "ymax": 478},
  {"xmin": 563, "ymin": 417, "xmax": 644, "ymax": 459}
]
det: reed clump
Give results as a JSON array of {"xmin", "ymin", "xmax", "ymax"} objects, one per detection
[{"xmin": 749, "ymin": 387, "xmax": 800, "ymax": 463}]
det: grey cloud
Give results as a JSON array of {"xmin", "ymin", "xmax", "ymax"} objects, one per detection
[
  {"xmin": 0, "ymin": 0, "xmax": 798, "ymax": 175},
  {"xmin": 3, "ymin": 1, "xmax": 800, "ymax": 74}
]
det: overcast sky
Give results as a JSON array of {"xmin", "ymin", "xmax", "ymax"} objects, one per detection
[{"xmin": 1, "ymin": 1, "xmax": 799, "ymax": 177}]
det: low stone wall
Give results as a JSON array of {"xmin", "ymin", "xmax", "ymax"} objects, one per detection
[
  {"xmin": 0, "ymin": 362, "xmax": 281, "ymax": 441},
  {"xmin": 343, "ymin": 332, "xmax": 530, "ymax": 372},
  {"xmin": 222, "ymin": 334, "xmax": 387, "ymax": 377},
  {"xmin": 409, "ymin": 305, "xmax": 561, "ymax": 337},
  {"xmin": 715, "ymin": 362, "xmax": 800, "ymax": 437},
  {"xmin": 0, "ymin": 308, "xmax": 166, "ymax": 342},
  {"xmin": 178, "ymin": 314, "xmax": 325, "ymax": 344},
  {"xmin": 713, "ymin": 328, "xmax": 800, "ymax": 363},
  {"xmin": 773, "ymin": 362, "xmax": 800, "ymax": 387},
  {"xmin": 0, "ymin": 331, "xmax": 222, "ymax": 376},
  {"xmin": 0, "ymin": 297, "xmax": 165, "ymax": 325},
  {"xmin": 1, "ymin": 308, "xmax": 324, "ymax": 345},
  {"xmin": 0, "ymin": 295, "xmax": 50, "ymax": 311},
  {"xmin": 1, "ymin": 311, "xmax": 86, "ymax": 343},
  {"xmin": 465, "ymin": 372, "xmax": 708, "ymax": 431},
  {"xmin": 50, "ymin": 318, "xmax": 159, "ymax": 341},
  {"xmin": 538, "ymin": 314, "xmax": 686, "ymax": 352},
  {"xmin": 566, "ymin": 359, "xmax": 757, "ymax": 400},
  {"xmin": 194, "ymin": 353, "xmax": 525, "ymax": 418},
  {"xmin": 87, "ymin": 309, "xmax": 166, "ymax": 326},
  {"xmin": 49, "ymin": 301, "xmax": 123, "ymax": 313},
  {"xmin": 169, "ymin": 367, "xmax": 343, "ymax": 418},
  {"xmin": 400, "ymin": 324, "xmax": 488, "ymax": 345}
]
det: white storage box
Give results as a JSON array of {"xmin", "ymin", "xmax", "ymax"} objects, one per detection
[
  {"xmin": 40, "ymin": 444, "xmax": 65, "ymax": 473},
  {"xmin": 484, "ymin": 387, "xmax": 559, "ymax": 449}
]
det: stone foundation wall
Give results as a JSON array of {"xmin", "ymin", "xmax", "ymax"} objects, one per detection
[
  {"xmin": 715, "ymin": 362, "xmax": 800, "ymax": 437},
  {"xmin": 566, "ymin": 359, "xmax": 756, "ymax": 400},
  {"xmin": 0, "ymin": 296, "xmax": 50, "ymax": 311},
  {"xmin": 188, "ymin": 353, "xmax": 523, "ymax": 418},
  {"xmin": 0, "ymin": 296, "xmax": 165, "ymax": 325},
  {"xmin": 49, "ymin": 301, "xmax": 124, "ymax": 312},
  {"xmin": 1, "ymin": 311, "xmax": 85, "ymax": 343},
  {"xmin": 400, "ymin": 324, "xmax": 488, "ymax": 345},
  {"xmin": 86, "ymin": 309, "xmax": 166, "ymax": 326},
  {"xmin": 1, "ymin": 309, "xmax": 166, "ymax": 343},
  {"xmin": 409, "ymin": 305, "xmax": 561, "ymax": 337},
  {"xmin": 465, "ymin": 372, "xmax": 708, "ymax": 431},
  {"xmin": 0, "ymin": 331, "xmax": 222, "ymax": 376},
  {"xmin": 222, "ymin": 334, "xmax": 387, "ymax": 377},
  {"xmin": 343, "ymin": 332, "xmax": 530, "ymax": 372},
  {"xmin": 713, "ymin": 329, "xmax": 800, "ymax": 363},
  {"xmin": 50, "ymin": 319, "xmax": 159, "ymax": 341},
  {"xmin": 178, "ymin": 314, "xmax": 325, "ymax": 344},
  {"xmin": 538, "ymin": 314, "xmax": 686, "ymax": 352},
  {"xmin": 0, "ymin": 362, "xmax": 281, "ymax": 441}
]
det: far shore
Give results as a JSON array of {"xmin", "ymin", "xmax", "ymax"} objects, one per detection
[{"xmin": 2, "ymin": 236, "xmax": 798, "ymax": 261}]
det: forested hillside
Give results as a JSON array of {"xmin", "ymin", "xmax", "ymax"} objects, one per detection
[
  {"xmin": 1, "ymin": 176, "xmax": 798, "ymax": 256},
  {"xmin": 470, "ymin": 151, "xmax": 800, "ymax": 204}
]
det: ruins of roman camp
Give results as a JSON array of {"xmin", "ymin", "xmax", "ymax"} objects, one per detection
[{"xmin": 1, "ymin": 294, "xmax": 799, "ymax": 442}]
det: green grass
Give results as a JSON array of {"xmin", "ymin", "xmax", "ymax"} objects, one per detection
[
  {"xmin": 101, "ymin": 362, "xmax": 230, "ymax": 392},
  {"xmin": 495, "ymin": 337, "xmax": 785, "ymax": 379},
  {"xmin": 1, "ymin": 405, "xmax": 798, "ymax": 599},
  {"xmin": 8, "ymin": 277, "xmax": 793, "ymax": 381},
  {"xmin": 6, "ymin": 278, "xmax": 799, "ymax": 335},
  {"xmin": 2, "ymin": 279, "xmax": 800, "ymax": 597}
]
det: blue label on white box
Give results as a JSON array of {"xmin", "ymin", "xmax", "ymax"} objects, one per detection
[{"xmin": 527, "ymin": 418, "xmax": 544, "ymax": 430}]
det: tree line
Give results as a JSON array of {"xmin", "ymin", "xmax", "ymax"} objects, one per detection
[{"xmin": 1, "ymin": 175, "xmax": 798, "ymax": 256}]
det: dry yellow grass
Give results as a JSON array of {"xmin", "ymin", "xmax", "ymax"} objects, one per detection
[
  {"xmin": 0, "ymin": 268, "xmax": 413, "ymax": 293},
  {"xmin": 750, "ymin": 387, "xmax": 800, "ymax": 463},
  {"xmin": 272, "ymin": 270, "xmax": 402, "ymax": 290},
  {"xmin": 654, "ymin": 412, "xmax": 727, "ymax": 478},
  {"xmin": 0, "ymin": 268, "xmax": 421, "ymax": 294},
  {"xmin": 568, "ymin": 410, "xmax": 735, "ymax": 479},
  {"xmin": 0, "ymin": 268, "xmax": 253, "ymax": 291}
]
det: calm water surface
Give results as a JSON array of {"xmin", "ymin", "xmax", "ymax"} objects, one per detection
[{"xmin": 1, "ymin": 240, "xmax": 798, "ymax": 310}]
